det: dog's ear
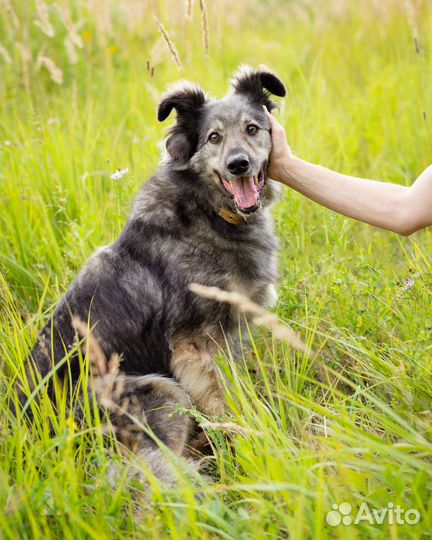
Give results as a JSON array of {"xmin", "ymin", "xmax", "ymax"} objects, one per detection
[
  {"xmin": 231, "ymin": 65, "xmax": 286, "ymax": 111},
  {"xmin": 158, "ymin": 82, "xmax": 207, "ymax": 162}
]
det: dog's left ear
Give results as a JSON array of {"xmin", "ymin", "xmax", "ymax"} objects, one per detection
[
  {"xmin": 231, "ymin": 65, "xmax": 286, "ymax": 111},
  {"xmin": 158, "ymin": 82, "xmax": 207, "ymax": 162}
]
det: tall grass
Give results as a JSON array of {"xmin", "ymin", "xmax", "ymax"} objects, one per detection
[{"xmin": 1, "ymin": 0, "xmax": 432, "ymax": 538}]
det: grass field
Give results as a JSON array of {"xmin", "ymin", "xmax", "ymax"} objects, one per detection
[{"xmin": 1, "ymin": 0, "xmax": 432, "ymax": 538}]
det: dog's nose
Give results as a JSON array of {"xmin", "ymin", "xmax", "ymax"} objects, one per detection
[{"xmin": 227, "ymin": 154, "xmax": 250, "ymax": 175}]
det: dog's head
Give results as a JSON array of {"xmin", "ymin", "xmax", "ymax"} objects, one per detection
[{"xmin": 158, "ymin": 66, "xmax": 286, "ymax": 216}]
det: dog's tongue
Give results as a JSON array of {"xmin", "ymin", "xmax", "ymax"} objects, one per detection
[{"xmin": 232, "ymin": 176, "xmax": 258, "ymax": 210}]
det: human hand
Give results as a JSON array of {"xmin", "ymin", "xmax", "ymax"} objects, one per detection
[{"xmin": 264, "ymin": 108, "xmax": 294, "ymax": 184}]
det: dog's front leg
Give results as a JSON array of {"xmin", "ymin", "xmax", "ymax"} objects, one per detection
[{"xmin": 171, "ymin": 341, "xmax": 225, "ymax": 417}]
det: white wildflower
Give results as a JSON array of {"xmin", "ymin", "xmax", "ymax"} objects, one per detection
[
  {"xmin": 402, "ymin": 278, "xmax": 415, "ymax": 292},
  {"xmin": 111, "ymin": 168, "xmax": 129, "ymax": 181}
]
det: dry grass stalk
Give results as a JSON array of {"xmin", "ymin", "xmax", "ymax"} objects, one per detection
[
  {"xmin": 57, "ymin": 5, "xmax": 83, "ymax": 65},
  {"xmin": 87, "ymin": 0, "xmax": 113, "ymax": 44},
  {"xmin": 198, "ymin": 0, "xmax": 209, "ymax": 56},
  {"xmin": 188, "ymin": 283, "xmax": 310, "ymax": 354},
  {"xmin": 200, "ymin": 421, "xmax": 263, "ymax": 436},
  {"xmin": 1, "ymin": 0, "xmax": 20, "ymax": 30},
  {"xmin": 71, "ymin": 317, "xmax": 108, "ymax": 376},
  {"xmin": 71, "ymin": 317, "xmax": 125, "ymax": 412},
  {"xmin": 156, "ymin": 18, "xmax": 182, "ymax": 69},
  {"xmin": 404, "ymin": 0, "xmax": 420, "ymax": 54},
  {"xmin": 0, "ymin": 44, "xmax": 12, "ymax": 64},
  {"xmin": 16, "ymin": 42, "xmax": 31, "ymax": 94},
  {"xmin": 36, "ymin": 55, "xmax": 63, "ymax": 85},
  {"xmin": 64, "ymin": 38, "xmax": 79, "ymax": 64},
  {"xmin": 57, "ymin": 4, "xmax": 83, "ymax": 49},
  {"xmin": 93, "ymin": 356, "xmax": 125, "ymax": 413},
  {"xmin": 71, "ymin": 318, "xmax": 155, "ymax": 452},
  {"xmin": 34, "ymin": 0, "xmax": 55, "ymax": 38},
  {"xmin": 185, "ymin": 0, "xmax": 194, "ymax": 20}
]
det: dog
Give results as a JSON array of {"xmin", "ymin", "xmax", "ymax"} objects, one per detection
[{"xmin": 25, "ymin": 65, "xmax": 286, "ymax": 477}]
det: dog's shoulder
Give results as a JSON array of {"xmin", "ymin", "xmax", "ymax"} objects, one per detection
[{"xmin": 129, "ymin": 166, "xmax": 201, "ymax": 224}]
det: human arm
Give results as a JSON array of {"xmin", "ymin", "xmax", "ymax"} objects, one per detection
[{"xmin": 267, "ymin": 111, "xmax": 432, "ymax": 236}]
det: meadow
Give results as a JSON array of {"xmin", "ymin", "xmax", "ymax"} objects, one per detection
[{"xmin": 1, "ymin": 0, "xmax": 432, "ymax": 538}]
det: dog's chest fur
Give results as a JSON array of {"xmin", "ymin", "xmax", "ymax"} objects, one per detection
[{"xmin": 127, "ymin": 168, "xmax": 279, "ymax": 320}]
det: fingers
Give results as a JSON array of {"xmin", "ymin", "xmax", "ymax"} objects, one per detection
[
  {"xmin": 263, "ymin": 106, "xmax": 288, "ymax": 148},
  {"xmin": 263, "ymin": 105, "xmax": 276, "ymax": 126}
]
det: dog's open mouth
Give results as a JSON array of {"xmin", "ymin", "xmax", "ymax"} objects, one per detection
[{"xmin": 219, "ymin": 168, "xmax": 266, "ymax": 213}]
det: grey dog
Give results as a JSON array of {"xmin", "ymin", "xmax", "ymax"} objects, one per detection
[{"xmin": 26, "ymin": 65, "xmax": 286, "ymax": 475}]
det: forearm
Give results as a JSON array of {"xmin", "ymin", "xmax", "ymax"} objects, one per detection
[
  {"xmin": 266, "ymin": 111, "xmax": 432, "ymax": 235},
  {"xmin": 281, "ymin": 157, "xmax": 430, "ymax": 235},
  {"xmin": 282, "ymin": 157, "xmax": 407, "ymax": 232}
]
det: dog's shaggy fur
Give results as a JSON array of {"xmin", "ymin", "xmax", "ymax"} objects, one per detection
[{"xmin": 27, "ymin": 66, "xmax": 286, "ymax": 476}]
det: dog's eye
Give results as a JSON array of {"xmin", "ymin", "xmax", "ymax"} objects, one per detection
[
  {"xmin": 246, "ymin": 124, "xmax": 259, "ymax": 136},
  {"xmin": 208, "ymin": 132, "xmax": 221, "ymax": 144}
]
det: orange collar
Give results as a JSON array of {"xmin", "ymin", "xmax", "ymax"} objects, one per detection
[{"xmin": 217, "ymin": 207, "xmax": 246, "ymax": 225}]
